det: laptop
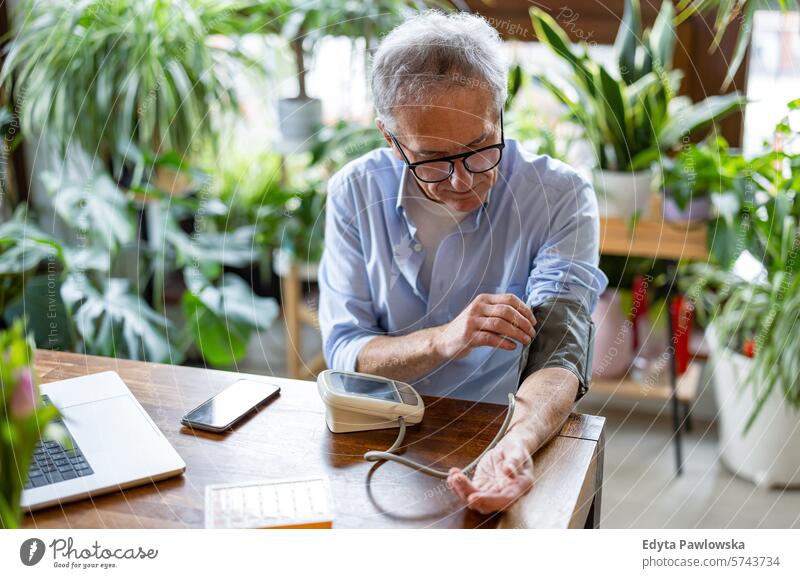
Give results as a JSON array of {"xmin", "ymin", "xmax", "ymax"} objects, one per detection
[{"xmin": 21, "ymin": 371, "xmax": 186, "ymax": 511}]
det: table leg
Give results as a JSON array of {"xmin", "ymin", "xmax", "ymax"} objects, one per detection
[
  {"xmin": 666, "ymin": 260, "xmax": 684, "ymax": 476},
  {"xmin": 282, "ymin": 263, "xmax": 302, "ymax": 379},
  {"xmin": 584, "ymin": 429, "xmax": 604, "ymax": 529}
]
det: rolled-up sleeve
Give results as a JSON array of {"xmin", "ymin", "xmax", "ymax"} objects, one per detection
[
  {"xmin": 525, "ymin": 177, "xmax": 608, "ymax": 312},
  {"xmin": 318, "ymin": 175, "xmax": 381, "ymax": 371}
]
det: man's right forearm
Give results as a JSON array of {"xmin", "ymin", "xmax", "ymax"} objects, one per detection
[{"xmin": 355, "ymin": 327, "xmax": 446, "ymax": 382}]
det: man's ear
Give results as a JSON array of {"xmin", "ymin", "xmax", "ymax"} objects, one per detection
[{"xmin": 376, "ymin": 118, "xmax": 403, "ymax": 161}]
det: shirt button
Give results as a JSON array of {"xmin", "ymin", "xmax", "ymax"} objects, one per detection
[{"xmin": 413, "ymin": 243, "xmax": 422, "ymax": 252}]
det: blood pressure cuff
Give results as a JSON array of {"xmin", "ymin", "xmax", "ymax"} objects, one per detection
[{"xmin": 517, "ymin": 297, "xmax": 595, "ymax": 401}]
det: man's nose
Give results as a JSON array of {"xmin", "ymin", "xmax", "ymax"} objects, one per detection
[{"xmin": 448, "ymin": 158, "xmax": 474, "ymax": 191}]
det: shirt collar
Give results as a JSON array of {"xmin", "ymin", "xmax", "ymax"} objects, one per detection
[{"xmin": 395, "ymin": 167, "xmax": 493, "ymax": 234}]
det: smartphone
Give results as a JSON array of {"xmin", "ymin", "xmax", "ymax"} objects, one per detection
[{"xmin": 181, "ymin": 379, "xmax": 281, "ymax": 433}]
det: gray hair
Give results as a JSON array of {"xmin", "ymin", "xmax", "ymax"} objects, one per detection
[{"xmin": 371, "ymin": 10, "xmax": 508, "ymax": 131}]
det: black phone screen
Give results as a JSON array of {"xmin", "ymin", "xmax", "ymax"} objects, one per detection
[{"xmin": 183, "ymin": 380, "xmax": 280, "ymax": 430}]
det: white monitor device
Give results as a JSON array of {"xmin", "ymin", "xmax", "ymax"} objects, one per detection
[{"xmin": 317, "ymin": 370, "xmax": 424, "ymax": 433}]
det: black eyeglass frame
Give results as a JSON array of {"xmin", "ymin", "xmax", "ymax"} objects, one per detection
[{"xmin": 388, "ymin": 109, "xmax": 505, "ymax": 183}]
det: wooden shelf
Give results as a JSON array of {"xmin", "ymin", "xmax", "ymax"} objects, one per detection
[
  {"xmin": 591, "ymin": 361, "xmax": 702, "ymax": 404},
  {"xmin": 600, "ymin": 216, "xmax": 708, "ymax": 261}
]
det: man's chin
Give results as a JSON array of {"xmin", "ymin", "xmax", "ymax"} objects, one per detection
[{"xmin": 445, "ymin": 194, "xmax": 486, "ymax": 213}]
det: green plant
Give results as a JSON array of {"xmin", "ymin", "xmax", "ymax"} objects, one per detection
[
  {"xmin": 137, "ymin": 152, "xmax": 281, "ymax": 366},
  {"xmin": 309, "ymin": 120, "xmax": 386, "ymax": 175},
  {"xmin": 530, "ymin": 0, "xmax": 745, "ymax": 172},
  {"xmin": 661, "ymin": 135, "xmax": 745, "ymax": 210},
  {"xmin": 1, "ymin": 159, "xmax": 279, "ymax": 367},
  {"xmin": 681, "ymin": 109, "xmax": 800, "ymax": 431},
  {"xmin": 504, "ymin": 63, "xmax": 574, "ymax": 161},
  {"xmin": 717, "ymin": 274, "xmax": 800, "ymax": 432},
  {"xmin": 676, "ymin": 0, "xmax": 800, "ymax": 88},
  {"xmin": 0, "ymin": 320, "xmax": 67, "ymax": 528},
  {"xmin": 0, "ymin": 199, "xmax": 172, "ymax": 361},
  {"xmin": 0, "ymin": 105, "xmax": 24, "ymax": 214},
  {"xmin": 0, "ymin": 0, "xmax": 273, "ymax": 175}
]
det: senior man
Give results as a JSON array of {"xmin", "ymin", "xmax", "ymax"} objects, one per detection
[{"xmin": 318, "ymin": 11, "xmax": 608, "ymax": 514}]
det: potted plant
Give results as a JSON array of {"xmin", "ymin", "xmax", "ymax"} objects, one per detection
[
  {"xmin": 275, "ymin": 0, "xmax": 428, "ymax": 146},
  {"xmin": 704, "ymin": 279, "xmax": 800, "ymax": 488},
  {"xmin": 684, "ymin": 110, "xmax": 800, "ymax": 486},
  {"xmin": 0, "ymin": 320, "xmax": 68, "ymax": 528},
  {"xmin": 660, "ymin": 136, "xmax": 742, "ymax": 223},
  {"xmin": 530, "ymin": 0, "xmax": 745, "ymax": 218},
  {"xmin": 0, "ymin": 0, "xmax": 264, "ymax": 183}
]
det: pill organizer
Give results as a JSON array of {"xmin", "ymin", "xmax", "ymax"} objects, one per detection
[{"xmin": 204, "ymin": 476, "xmax": 333, "ymax": 529}]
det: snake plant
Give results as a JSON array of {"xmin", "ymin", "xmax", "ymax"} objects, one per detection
[{"xmin": 530, "ymin": 0, "xmax": 746, "ymax": 172}]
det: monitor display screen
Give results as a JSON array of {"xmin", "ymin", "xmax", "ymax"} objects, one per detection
[{"xmin": 330, "ymin": 374, "xmax": 399, "ymax": 402}]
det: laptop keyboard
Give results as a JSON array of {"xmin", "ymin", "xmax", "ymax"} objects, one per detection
[{"xmin": 24, "ymin": 395, "xmax": 94, "ymax": 490}]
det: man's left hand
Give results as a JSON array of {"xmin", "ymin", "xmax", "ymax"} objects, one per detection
[{"xmin": 446, "ymin": 434, "xmax": 534, "ymax": 514}]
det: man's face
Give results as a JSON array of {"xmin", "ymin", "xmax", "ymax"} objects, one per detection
[{"xmin": 379, "ymin": 88, "xmax": 501, "ymax": 213}]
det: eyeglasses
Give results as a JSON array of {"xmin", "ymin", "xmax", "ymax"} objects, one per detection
[{"xmin": 388, "ymin": 109, "xmax": 505, "ymax": 183}]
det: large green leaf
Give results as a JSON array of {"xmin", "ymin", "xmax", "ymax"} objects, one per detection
[
  {"xmin": 530, "ymin": 7, "xmax": 596, "ymax": 97},
  {"xmin": 659, "ymin": 92, "xmax": 746, "ymax": 149},
  {"xmin": 42, "ymin": 170, "xmax": 133, "ymax": 254},
  {"xmin": 61, "ymin": 275, "xmax": 173, "ymax": 362},
  {"xmin": 165, "ymin": 221, "xmax": 259, "ymax": 271},
  {"xmin": 724, "ymin": 0, "xmax": 757, "ymax": 89},
  {"xmin": 597, "ymin": 66, "xmax": 630, "ymax": 168},
  {"xmin": 647, "ymin": 0, "xmax": 675, "ymax": 73},
  {"xmin": 0, "ymin": 237, "xmax": 61, "ymax": 275},
  {"xmin": 615, "ymin": 0, "xmax": 642, "ymax": 84},
  {"xmin": 3, "ymin": 275, "xmax": 74, "ymax": 351},
  {"xmin": 181, "ymin": 273, "xmax": 278, "ymax": 367}
]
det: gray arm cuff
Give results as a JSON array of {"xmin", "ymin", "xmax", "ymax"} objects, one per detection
[{"xmin": 518, "ymin": 297, "xmax": 595, "ymax": 401}]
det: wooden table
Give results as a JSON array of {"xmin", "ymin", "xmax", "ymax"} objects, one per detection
[{"xmin": 24, "ymin": 350, "xmax": 605, "ymax": 529}]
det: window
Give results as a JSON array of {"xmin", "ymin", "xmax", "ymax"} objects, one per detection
[{"xmin": 743, "ymin": 10, "xmax": 800, "ymax": 155}]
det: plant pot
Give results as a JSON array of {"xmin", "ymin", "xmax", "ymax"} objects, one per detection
[
  {"xmin": 592, "ymin": 168, "xmax": 654, "ymax": 218},
  {"xmin": 591, "ymin": 291, "xmax": 635, "ymax": 379},
  {"xmin": 662, "ymin": 194, "xmax": 711, "ymax": 223},
  {"xmin": 707, "ymin": 323, "xmax": 800, "ymax": 488},
  {"xmin": 277, "ymin": 97, "xmax": 322, "ymax": 149},
  {"xmin": 273, "ymin": 248, "xmax": 319, "ymax": 282}
]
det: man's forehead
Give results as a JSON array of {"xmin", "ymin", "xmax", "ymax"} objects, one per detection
[{"xmin": 393, "ymin": 103, "xmax": 497, "ymax": 152}]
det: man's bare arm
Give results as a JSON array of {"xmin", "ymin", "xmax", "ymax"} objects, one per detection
[
  {"xmin": 506, "ymin": 366, "xmax": 579, "ymax": 455},
  {"xmin": 446, "ymin": 366, "xmax": 578, "ymax": 513}
]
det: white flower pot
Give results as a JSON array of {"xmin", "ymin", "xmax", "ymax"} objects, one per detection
[
  {"xmin": 277, "ymin": 97, "xmax": 322, "ymax": 149},
  {"xmin": 707, "ymin": 323, "xmax": 800, "ymax": 488},
  {"xmin": 593, "ymin": 168, "xmax": 654, "ymax": 218},
  {"xmin": 591, "ymin": 291, "xmax": 634, "ymax": 379}
]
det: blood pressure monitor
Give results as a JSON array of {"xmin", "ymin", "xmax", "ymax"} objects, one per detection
[{"xmin": 317, "ymin": 370, "xmax": 424, "ymax": 433}]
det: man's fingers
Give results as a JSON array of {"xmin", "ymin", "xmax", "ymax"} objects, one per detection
[
  {"xmin": 447, "ymin": 468, "xmax": 479, "ymax": 502},
  {"xmin": 477, "ymin": 316, "xmax": 532, "ymax": 345},
  {"xmin": 467, "ymin": 476, "xmax": 535, "ymax": 514},
  {"xmin": 479, "ymin": 303, "xmax": 535, "ymax": 338},
  {"xmin": 468, "ymin": 331, "xmax": 517, "ymax": 351},
  {"xmin": 484, "ymin": 293, "xmax": 536, "ymax": 328},
  {"xmin": 466, "ymin": 490, "xmax": 519, "ymax": 514}
]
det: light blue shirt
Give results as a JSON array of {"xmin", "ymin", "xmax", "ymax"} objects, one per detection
[{"xmin": 318, "ymin": 140, "xmax": 608, "ymax": 404}]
